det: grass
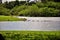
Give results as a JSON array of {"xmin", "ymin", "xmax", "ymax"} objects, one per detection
[
  {"xmin": 0, "ymin": 31, "xmax": 60, "ymax": 40},
  {"xmin": 0, "ymin": 16, "xmax": 27, "ymax": 21}
]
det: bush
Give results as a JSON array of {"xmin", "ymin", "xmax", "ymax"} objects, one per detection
[
  {"xmin": 47, "ymin": 2, "xmax": 60, "ymax": 9},
  {"xmin": 36, "ymin": 2, "xmax": 45, "ymax": 8},
  {"xmin": 39, "ymin": 7, "xmax": 60, "ymax": 17},
  {"xmin": 0, "ymin": 31, "xmax": 60, "ymax": 40},
  {"xmin": 19, "ymin": 6, "xmax": 60, "ymax": 17},
  {"xmin": 19, "ymin": 5, "xmax": 40, "ymax": 17},
  {"xmin": 20, "ymin": 1, "xmax": 26, "ymax": 5},
  {"xmin": 41, "ymin": 0, "xmax": 48, "ymax": 3},
  {"xmin": 4, "ymin": 1, "xmax": 15, "ymax": 9},
  {"xmin": 48, "ymin": 0, "xmax": 60, "ymax": 2},
  {"xmin": 47, "ymin": 0, "xmax": 54, "ymax": 2},
  {"xmin": 36, "ymin": 2, "xmax": 60, "ymax": 9},
  {"xmin": 10, "ymin": 5, "xmax": 27, "ymax": 15},
  {"xmin": 0, "ymin": 6, "xmax": 10, "ymax": 15},
  {"xmin": 0, "ymin": 1, "xmax": 60, "ymax": 17}
]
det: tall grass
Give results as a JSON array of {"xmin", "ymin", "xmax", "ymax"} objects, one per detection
[{"xmin": 0, "ymin": 31, "xmax": 60, "ymax": 40}]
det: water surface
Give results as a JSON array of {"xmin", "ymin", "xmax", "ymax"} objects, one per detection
[{"xmin": 0, "ymin": 17, "xmax": 60, "ymax": 31}]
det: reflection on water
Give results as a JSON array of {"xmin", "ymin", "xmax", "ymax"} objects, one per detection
[
  {"xmin": 27, "ymin": 20, "xmax": 60, "ymax": 22},
  {"xmin": 0, "ymin": 17, "xmax": 60, "ymax": 31}
]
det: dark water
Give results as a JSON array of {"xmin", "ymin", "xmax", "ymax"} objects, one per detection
[{"xmin": 0, "ymin": 17, "xmax": 60, "ymax": 31}]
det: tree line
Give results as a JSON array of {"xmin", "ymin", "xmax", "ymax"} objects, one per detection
[{"xmin": 0, "ymin": 0, "xmax": 60, "ymax": 17}]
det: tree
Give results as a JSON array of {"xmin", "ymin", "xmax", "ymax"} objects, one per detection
[
  {"xmin": 27, "ymin": 0, "xmax": 30, "ymax": 2},
  {"xmin": 0, "ymin": 6, "xmax": 10, "ymax": 15},
  {"xmin": 41, "ymin": 0, "xmax": 48, "ymax": 3},
  {"xmin": 4, "ymin": 1, "xmax": 15, "ymax": 9},
  {"xmin": 54, "ymin": 0, "xmax": 60, "ymax": 2},
  {"xmin": 0, "ymin": 0, "xmax": 2, "ymax": 3},
  {"xmin": 15, "ymin": 0, "xmax": 19, "ymax": 6}
]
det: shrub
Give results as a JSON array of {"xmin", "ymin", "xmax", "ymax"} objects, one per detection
[
  {"xmin": 41, "ymin": 0, "xmax": 48, "ymax": 3},
  {"xmin": 10, "ymin": 5, "xmax": 27, "ymax": 15},
  {"xmin": 47, "ymin": 2, "xmax": 60, "ymax": 9},
  {"xmin": 36, "ymin": 2, "xmax": 47, "ymax": 8},
  {"xmin": 19, "ymin": 5, "xmax": 40, "ymax": 17},
  {"xmin": 47, "ymin": 0, "xmax": 54, "ymax": 2},
  {"xmin": 0, "ymin": 6, "xmax": 10, "ymax": 15},
  {"xmin": 39, "ymin": 7, "xmax": 60, "ymax": 17},
  {"xmin": 19, "ymin": 6, "xmax": 60, "ymax": 17},
  {"xmin": 0, "ymin": 31, "xmax": 60, "ymax": 40},
  {"xmin": 0, "ymin": 1, "xmax": 60, "ymax": 17},
  {"xmin": 4, "ymin": 1, "xmax": 15, "ymax": 9}
]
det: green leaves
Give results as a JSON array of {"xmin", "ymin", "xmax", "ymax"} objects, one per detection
[
  {"xmin": 10, "ymin": 5, "xmax": 27, "ymax": 15},
  {"xmin": 19, "ymin": 5, "xmax": 40, "ymax": 17},
  {"xmin": 0, "ymin": 31, "xmax": 60, "ymax": 40},
  {"xmin": 39, "ymin": 7, "xmax": 60, "ymax": 17},
  {"xmin": 0, "ymin": 1, "xmax": 60, "ymax": 17},
  {"xmin": 19, "ymin": 5, "xmax": 60, "ymax": 17},
  {"xmin": 0, "ymin": 6, "xmax": 10, "ymax": 15}
]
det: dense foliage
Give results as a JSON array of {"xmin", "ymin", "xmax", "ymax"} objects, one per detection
[
  {"xmin": 0, "ymin": 4, "xmax": 10, "ymax": 15},
  {"xmin": 0, "ymin": 0, "xmax": 60, "ymax": 17},
  {"xmin": 0, "ymin": 31, "xmax": 60, "ymax": 40}
]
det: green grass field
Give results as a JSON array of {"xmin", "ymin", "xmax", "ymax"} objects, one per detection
[
  {"xmin": 0, "ymin": 31, "xmax": 60, "ymax": 40},
  {"xmin": 0, "ymin": 16, "xmax": 26, "ymax": 21}
]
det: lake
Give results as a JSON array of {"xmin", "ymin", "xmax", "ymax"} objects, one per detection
[{"xmin": 0, "ymin": 17, "xmax": 60, "ymax": 31}]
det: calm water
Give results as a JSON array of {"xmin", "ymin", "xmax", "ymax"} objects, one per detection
[{"xmin": 0, "ymin": 17, "xmax": 60, "ymax": 31}]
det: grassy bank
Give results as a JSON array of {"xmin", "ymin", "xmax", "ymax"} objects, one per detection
[
  {"xmin": 0, "ymin": 31, "xmax": 60, "ymax": 40},
  {"xmin": 0, "ymin": 16, "xmax": 26, "ymax": 21}
]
